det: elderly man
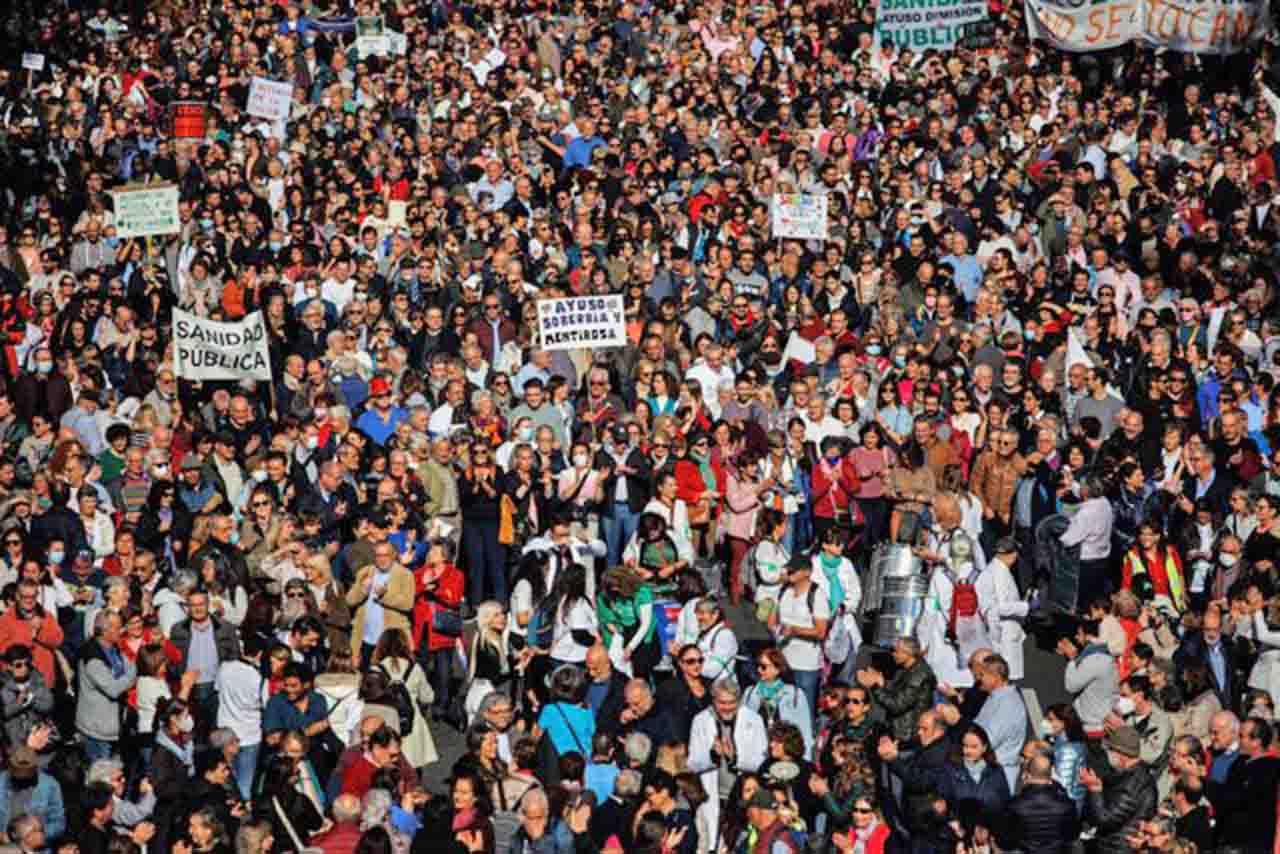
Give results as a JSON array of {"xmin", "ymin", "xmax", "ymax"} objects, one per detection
[
  {"xmin": 879, "ymin": 710, "xmax": 951, "ymax": 838},
  {"xmin": 858, "ymin": 637, "xmax": 937, "ymax": 743},
  {"xmin": 1080, "ymin": 726, "xmax": 1158, "ymax": 854},
  {"xmin": 346, "ymin": 541, "xmax": 415, "ymax": 668},
  {"xmin": 971, "ymin": 655, "xmax": 1026, "ymax": 790},
  {"xmin": 619, "ymin": 679, "xmax": 676, "ymax": 746},
  {"xmin": 689, "ymin": 680, "xmax": 767, "ymax": 850}
]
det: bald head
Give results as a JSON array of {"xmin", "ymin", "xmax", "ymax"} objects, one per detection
[{"xmin": 333, "ymin": 794, "xmax": 362, "ymax": 822}]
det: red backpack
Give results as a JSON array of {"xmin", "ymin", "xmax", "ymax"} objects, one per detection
[{"xmin": 948, "ymin": 570, "xmax": 980, "ymax": 639}]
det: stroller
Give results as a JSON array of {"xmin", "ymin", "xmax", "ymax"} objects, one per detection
[{"xmin": 1033, "ymin": 514, "xmax": 1083, "ymax": 615}]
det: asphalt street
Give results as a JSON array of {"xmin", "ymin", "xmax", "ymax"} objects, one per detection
[{"xmin": 417, "ymin": 602, "xmax": 1071, "ymax": 792}]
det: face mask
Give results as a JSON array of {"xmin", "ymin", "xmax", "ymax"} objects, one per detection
[
  {"xmin": 305, "ymin": 436, "xmax": 319, "ymax": 450},
  {"xmin": 252, "ymin": 469, "xmax": 269, "ymax": 483},
  {"xmin": 573, "ymin": 453, "xmax": 590, "ymax": 468},
  {"xmin": 1221, "ymin": 553, "xmax": 1239, "ymax": 568},
  {"xmin": 1040, "ymin": 718, "xmax": 1057, "ymax": 738},
  {"xmin": 1025, "ymin": 329, "xmax": 1036, "ymax": 340},
  {"xmin": 200, "ymin": 218, "xmax": 214, "ymax": 231},
  {"xmin": 48, "ymin": 550, "xmax": 64, "ymax": 565},
  {"xmin": 105, "ymin": 236, "xmax": 120, "ymax": 249},
  {"xmin": 178, "ymin": 715, "xmax": 195, "ymax": 734},
  {"xmin": 518, "ymin": 427, "xmax": 534, "ymax": 441},
  {"xmin": 228, "ymin": 530, "xmax": 240, "ymax": 546},
  {"xmin": 893, "ymin": 356, "xmax": 907, "ymax": 369},
  {"xmin": 1114, "ymin": 696, "xmax": 1136, "ymax": 716},
  {"xmin": 762, "ymin": 350, "xmax": 782, "ymax": 366},
  {"xmin": 269, "ymin": 241, "xmax": 284, "ymax": 252},
  {"xmin": 866, "ymin": 344, "xmax": 882, "ymax": 356},
  {"xmin": 36, "ymin": 361, "xmax": 53, "ymax": 374}
]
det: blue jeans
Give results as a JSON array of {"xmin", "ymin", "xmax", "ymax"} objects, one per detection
[
  {"xmin": 463, "ymin": 518, "xmax": 508, "ymax": 603},
  {"xmin": 602, "ymin": 503, "xmax": 642, "ymax": 567},
  {"xmin": 792, "ymin": 669, "xmax": 820, "ymax": 722},
  {"xmin": 83, "ymin": 736, "xmax": 115, "ymax": 764},
  {"xmin": 234, "ymin": 742, "xmax": 260, "ymax": 800},
  {"xmin": 419, "ymin": 645, "xmax": 454, "ymax": 722}
]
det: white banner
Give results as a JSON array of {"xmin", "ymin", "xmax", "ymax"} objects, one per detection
[
  {"xmin": 771, "ymin": 193, "xmax": 829, "ymax": 240},
  {"xmin": 247, "ymin": 77, "xmax": 294, "ymax": 122},
  {"xmin": 536, "ymin": 295, "xmax": 627, "ymax": 351},
  {"xmin": 1025, "ymin": 0, "xmax": 1270, "ymax": 53},
  {"xmin": 112, "ymin": 186, "xmax": 180, "ymax": 238},
  {"xmin": 22, "ymin": 53, "xmax": 45, "ymax": 72},
  {"xmin": 174, "ymin": 309, "xmax": 273, "ymax": 381},
  {"xmin": 876, "ymin": 0, "xmax": 989, "ymax": 50}
]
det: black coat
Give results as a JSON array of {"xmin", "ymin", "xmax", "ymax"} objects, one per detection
[
  {"xmin": 656, "ymin": 674, "xmax": 711, "ymax": 742},
  {"xmin": 888, "ymin": 737, "xmax": 951, "ymax": 833},
  {"xmin": 1085, "ymin": 765, "xmax": 1157, "ymax": 854},
  {"xmin": 994, "ymin": 781, "xmax": 1080, "ymax": 854},
  {"xmin": 1209, "ymin": 753, "xmax": 1280, "ymax": 853},
  {"xmin": 1174, "ymin": 630, "xmax": 1241, "ymax": 710},
  {"xmin": 591, "ymin": 671, "xmax": 630, "ymax": 738},
  {"xmin": 595, "ymin": 446, "xmax": 653, "ymax": 514}
]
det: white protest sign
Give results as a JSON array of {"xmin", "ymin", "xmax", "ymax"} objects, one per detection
[
  {"xmin": 22, "ymin": 53, "xmax": 45, "ymax": 72},
  {"xmin": 111, "ymin": 185, "xmax": 180, "ymax": 238},
  {"xmin": 388, "ymin": 201, "xmax": 408, "ymax": 227},
  {"xmin": 174, "ymin": 309, "xmax": 273, "ymax": 381},
  {"xmin": 536, "ymin": 295, "xmax": 627, "ymax": 351},
  {"xmin": 782, "ymin": 332, "xmax": 816, "ymax": 365},
  {"xmin": 387, "ymin": 30, "xmax": 408, "ymax": 55},
  {"xmin": 357, "ymin": 36, "xmax": 392, "ymax": 58},
  {"xmin": 876, "ymin": 0, "xmax": 989, "ymax": 50},
  {"xmin": 771, "ymin": 193, "xmax": 829, "ymax": 241},
  {"xmin": 247, "ymin": 77, "xmax": 294, "ymax": 123},
  {"xmin": 1024, "ymin": 0, "xmax": 1270, "ymax": 53}
]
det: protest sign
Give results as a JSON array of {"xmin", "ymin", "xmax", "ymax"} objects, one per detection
[
  {"xmin": 247, "ymin": 77, "xmax": 294, "ymax": 122},
  {"xmin": 957, "ymin": 19, "xmax": 997, "ymax": 47},
  {"xmin": 876, "ymin": 0, "xmax": 989, "ymax": 49},
  {"xmin": 174, "ymin": 309, "xmax": 273, "ymax": 381},
  {"xmin": 536, "ymin": 296, "xmax": 627, "ymax": 351},
  {"xmin": 771, "ymin": 194, "xmax": 830, "ymax": 241},
  {"xmin": 111, "ymin": 185, "xmax": 180, "ymax": 239},
  {"xmin": 388, "ymin": 201, "xmax": 408, "ymax": 227},
  {"xmin": 171, "ymin": 102, "xmax": 208, "ymax": 139},
  {"xmin": 1024, "ymin": 0, "xmax": 1270, "ymax": 52},
  {"xmin": 22, "ymin": 53, "xmax": 45, "ymax": 72},
  {"xmin": 387, "ymin": 30, "xmax": 408, "ymax": 55}
]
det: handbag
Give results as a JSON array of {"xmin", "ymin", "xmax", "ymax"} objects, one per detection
[
  {"xmin": 431, "ymin": 603, "xmax": 465, "ymax": 637},
  {"xmin": 688, "ymin": 496, "xmax": 712, "ymax": 527},
  {"xmin": 499, "ymin": 494, "xmax": 516, "ymax": 545}
]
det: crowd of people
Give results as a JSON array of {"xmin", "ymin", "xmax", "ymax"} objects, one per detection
[{"xmin": 4, "ymin": 0, "xmax": 1280, "ymax": 852}]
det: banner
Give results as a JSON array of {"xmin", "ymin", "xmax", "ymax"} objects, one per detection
[
  {"xmin": 1024, "ymin": 0, "xmax": 1270, "ymax": 53},
  {"xmin": 771, "ymin": 193, "xmax": 830, "ymax": 241},
  {"xmin": 536, "ymin": 295, "xmax": 627, "ymax": 351},
  {"xmin": 247, "ymin": 77, "xmax": 293, "ymax": 122},
  {"xmin": 171, "ymin": 101, "xmax": 208, "ymax": 139},
  {"xmin": 22, "ymin": 53, "xmax": 44, "ymax": 72},
  {"xmin": 174, "ymin": 309, "xmax": 273, "ymax": 381},
  {"xmin": 877, "ymin": 0, "xmax": 989, "ymax": 49},
  {"xmin": 112, "ymin": 185, "xmax": 180, "ymax": 238}
]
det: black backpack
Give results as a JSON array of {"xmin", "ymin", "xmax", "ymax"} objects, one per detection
[{"xmin": 378, "ymin": 662, "xmax": 417, "ymax": 738}]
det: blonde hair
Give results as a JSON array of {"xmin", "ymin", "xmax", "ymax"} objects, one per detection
[{"xmin": 468, "ymin": 600, "xmax": 511, "ymax": 681}]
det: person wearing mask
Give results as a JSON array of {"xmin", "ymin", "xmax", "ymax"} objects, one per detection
[{"xmin": 597, "ymin": 423, "xmax": 653, "ymax": 567}]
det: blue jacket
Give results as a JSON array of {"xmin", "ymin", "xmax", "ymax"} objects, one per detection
[
  {"xmin": 940, "ymin": 760, "xmax": 1011, "ymax": 816},
  {"xmin": 0, "ymin": 771, "xmax": 66, "ymax": 837}
]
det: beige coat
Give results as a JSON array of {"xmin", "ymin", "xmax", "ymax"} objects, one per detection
[
  {"xmin": 346, "ymin": 564, "xmax": 415, "ymax": 650},
  {"xmin": 378, "ymin": 655, "xmax": 438, "ymax": 768}
]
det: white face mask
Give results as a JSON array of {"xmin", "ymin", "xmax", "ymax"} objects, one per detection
[
  {"xmin": 178, "ymin": 715, "xmax": 195, "ymax": 734},
  {"xmin": 1221, "ymin": 554, "xmax": 1239, "ymax": 568},
  {"xmin": 573, "ymin": 453, "xmax": 590, "ymax": 469},
  {"xmin": 1114, "ymin": 696, "xmax": 1136, "ymax": 716},
  {"xmin": 1040, "ymin": 718, "xmax": 1057, "ymax": 738},
  {"xmin": 305, "ymin": 436, "xmax": 319, "ymax": 450}
]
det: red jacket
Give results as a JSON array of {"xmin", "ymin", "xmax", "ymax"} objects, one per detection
[
  {"xmin": 412, "ymin": 563, "xmax": 465, "ymax": 651},
  {"xmin": 811, "ymin": 454, "xmax": 861, "ymax": 521},
  {"xmin": 0, "ymin": 608, "xmax": 65, "ymax": 688},
  {"xmin": 312, "ymin": 821, "xmax": 363, "ymax": 854},
  {"xmin": 675, "ymin": 458, "xmax": 726, "ymax": 515}
]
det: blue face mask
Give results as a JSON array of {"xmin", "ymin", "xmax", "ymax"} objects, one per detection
[
  {"xmin": 1024, "ymin": 328, "xmax": 1036, "ymax": 341},
  {"xmin": 269, "ymin": 241, "xmax": 284, "ymax": 252},
  {"xmin": 200, "ymin": 218, "xmax": 214, "ymax": 231},
  {"xmin": 105, "ymin": 237, "xmax": 120, "ymax": 250},
  {"xmin": 865, "ymin": 344, "xmax": 882, "ymax": 356},
  {"xmin": 893, "ymin": 356, "xmax": 907, "ymax": 369},
  {"xmin": 228, "ymin": 530, "xmax": 240, "ymax": 546}
]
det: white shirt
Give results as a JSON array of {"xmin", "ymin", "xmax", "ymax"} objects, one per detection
[
  {"xmin": 549, "ymin": 598, "xmax": 598, "ymax": 663},
  {"xmin": 776, "ymin": 583, "xmax": 830, "ymax": 672},
  {"xmin": 215, "ymin": 659, "xmax": 270, "ymax": 746}
]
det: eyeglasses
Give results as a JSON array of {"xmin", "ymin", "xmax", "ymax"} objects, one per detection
[
  {"xmin": 287, "ymin": 592, "xmax": 307, "ymax": 599},
  {"xmin": 4, "ymin": 539, "xmax": 20, "ymax": 546},
  {"xmin": 653, "ymin": 443, "xmax": 670, "ymax": 449},
  {"xmin": 252, "ymin": 500, "xmax": 271, "ymax": 508}
]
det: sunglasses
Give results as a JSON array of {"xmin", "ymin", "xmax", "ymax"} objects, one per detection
[
  {"xmin": 852, "ymin": 806, "xmax": 874, "ymax": 814},
  {"xmin": 287, "ymin": 592, "xmax": 307, "ymax": 599},
  {"xmin": 681, "ymin": 656, "xmax": 703, "ymax": 665}
]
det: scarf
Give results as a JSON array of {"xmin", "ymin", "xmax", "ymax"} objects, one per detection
[
  {"xmin": 757, "ymin": 678, "xmax": 784, "ymax": 707},
  {"xmin": 964, "ymin": 760, "xmax": 986, "ymax": 784},
  {"xmin": 156, "ymin": 731, "xmax": 194, "ymax": 775},
  {"xmin": 693, "ymin": 452, "xmax": 716, "ymax": 492},
  {"xmin": 851, "ymin": 819, "xmax": 882, "ymax": 854}
]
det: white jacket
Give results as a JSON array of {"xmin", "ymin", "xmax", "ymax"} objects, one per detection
[
  {"xmin": 688, "ymin": 705, "xmax": 767, "ymax": 852},
  {"xmin": 977, "ymin": 557, "xmax": 1029, "ymax": 681},
  {"xmin": 695, "ymin": 620, "xmax": 739, "ymax": 683}
]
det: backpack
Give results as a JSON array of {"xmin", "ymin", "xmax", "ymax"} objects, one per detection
[
  {"xmin": 947, "ymin": 570, "xmax": 980, "ymax": 639},
  {"xmin": 492, "ymin": 779, "xmax": 539, "ymax": 854},
  {"xmin": 378, "ymin": 662, "xmax": 417, "ymax": 738},
  {"xmin": 526, "ymin": 596, "xmax": 557, "ymax": 650}
]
